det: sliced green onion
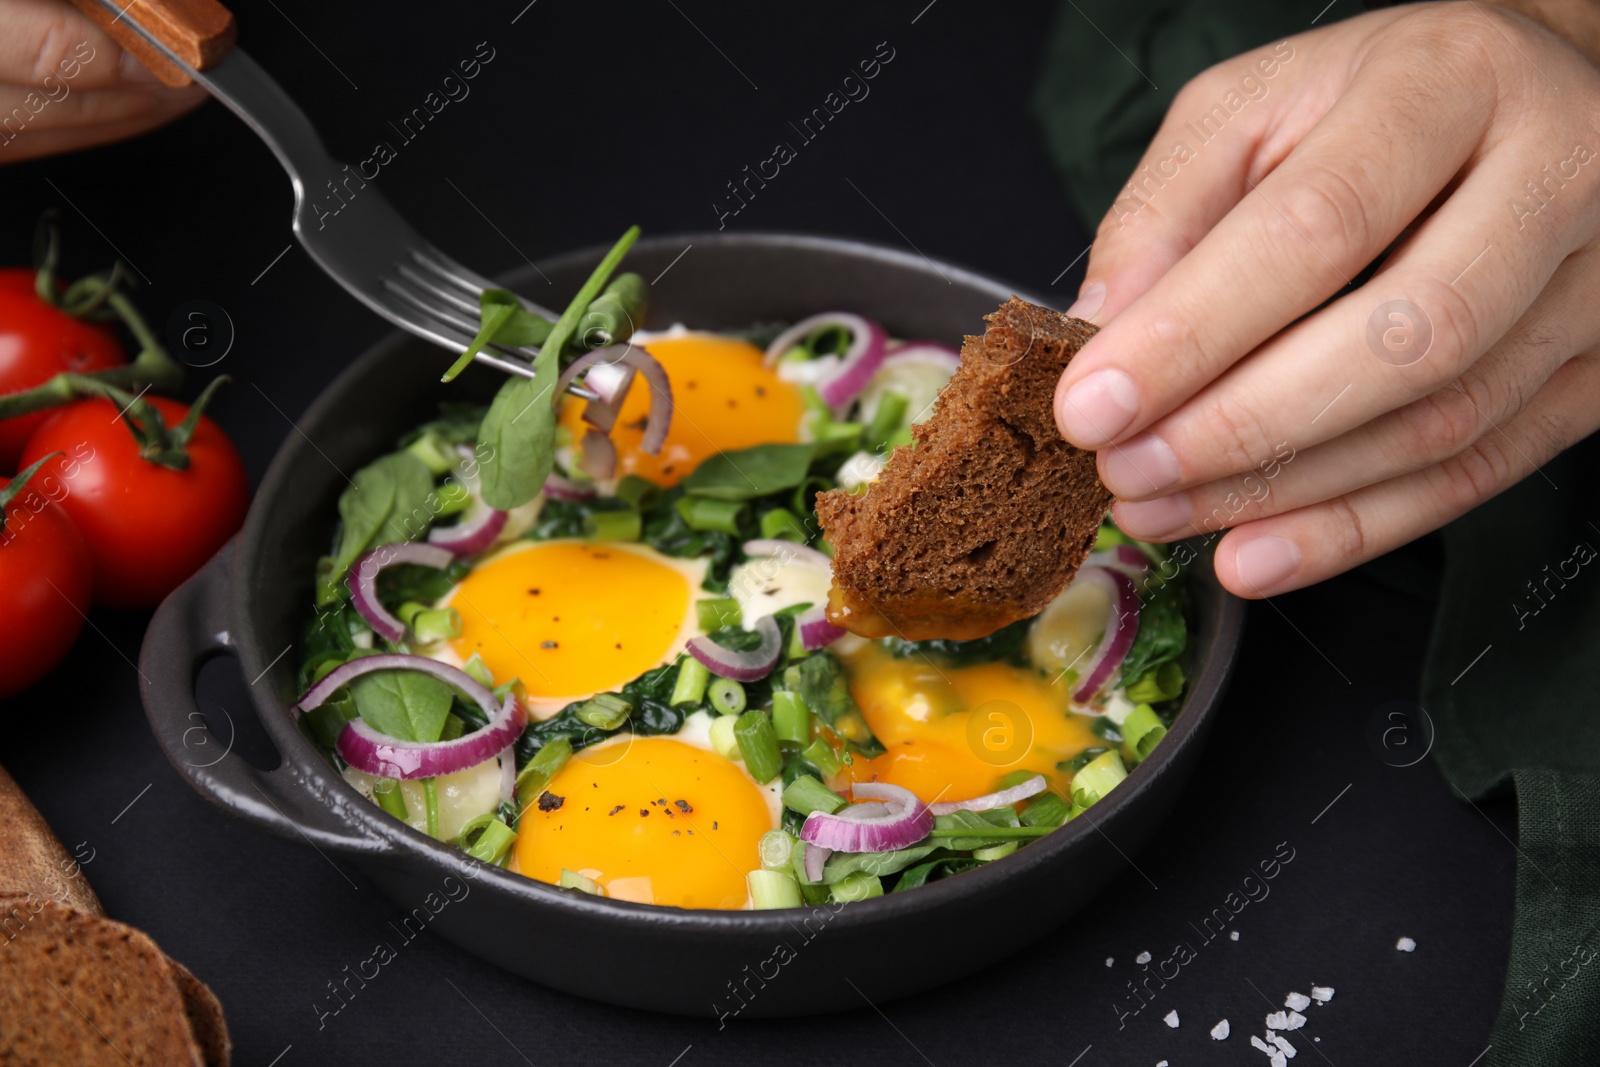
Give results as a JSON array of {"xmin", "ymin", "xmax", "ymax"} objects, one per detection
[
  {"xmin": 670, "ymin": 656, "xmax": 711, "ymax": 707},
  {"xmin": 438, "ymin": 713, "xmax": 465, "ymax": 742},
  {"xmin": 800, "ymin": 738, "xmax": 844, "ymax": 778},
  {"xmin": 457, "ymin": 814, "xmax": 516, "ymax": 865},
  {"xmin": 782, "ymin": 774, "xmax": 846, "ymax": 816},
  {"xmin": 1021, "ymin": 791, "xmax": 1071, "ymax": 828},
  {"xmin": 863, "ymin": 391, "xmax": 909, "ymax": 450},
  {"xmin": 1120, "ymin": 703, "xmax": 1168, "ymax": 765},
  {"xmin": 792, "ymin": 840, "xmax": 819, "ymax": 885},
  {"xmin": 433, "ymin": 480, "xmax": 471, "ymax": 517},
  {"xmin": 973, "ymin": 841, "xmax": 1018, "ymax": 862},
  {"xmin": 811, "ymin": 420, "xmax": 863, "ymax": 454},
  {"xmin": 747, "ymin": 869, "xmax": 803, "ymax": 909},
  {"xmin": 830, "ymin": 872, "xmax": 883, "ymax": 902},
  {"xmin": 560, "ymin": 869, "xmax": 605, "ymax": 896},
  {"xmin": 759, "ymin": 507, "xmax": 808, "ymax": 542},
  {"xmin": 709, "ymin": 713, "xmax": 741, "ymax": 760},
  {"xmin": 373, "ymin": 777, "xmax": 409, "ymax": 819},
  {"xmin": 406, "ymin": 431, "xmax": 458, "ymax": 475},
  {"xmin": 676, "ymin": 496, "xmax": 745, "ymax": 534},
  {"xmin": 462, "ymin": 651, "xmax": 495, "ymax": 688},
  {"xmin": 576, "ymin": 692, "xmax": 633, "ymax": 731},
  {"xmin": 735, "ymin": 710, "xmax": 782, "ymax": 784},
  {"xmin": 994, "ymin": 769, "xmax": 1040, "ymax": 791},
  {"xmin": 409, "ymin": 607, "xmax": 462, "ymax": 643},
  {"xmin": 516, "ymin": 738, "xmax": 573, "ymax": 813},
  {"xmin": 696, "ymin": 597, "xmax": 742, "ymax": 632},
  {"xmin": 615, "ymin": 474, "xmax": 660, "ymax": 509},
  {"xmin": 1125, "ymin": 661, "xmax": 1185, "ymax": 704},
  {"xmin": 1070, "ymin": 750, "xmax": 1128, "ymax": 809},
  {"xmin": 759, "ymin": 829, "xmax": 797, "ymax": 870},
  {"xmin": 772, "ymin": 691, "xmax": 811, "ymax": 746},
  {"xmin": 786, "ymin": 620, "xmax": 808, "ymax": 660},
  {"xmin": 584, "ymin": 507, "xmax": 641, "ymax": 542},
  {"xmin": 422, "ymin": 777, "xmax": 440, "ymax": 838},
  {"xmin": 709, "ymin": 678, "xmax": 747, "ymax": 716},
  {"xmin": 926, "ymin": 826, "xmax": 1055, "ymax": 840}
]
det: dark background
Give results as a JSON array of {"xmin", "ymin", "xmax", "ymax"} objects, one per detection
[{"xmin": 2, "ymin": 2, "xmax": 1514, "ymax": 1064}]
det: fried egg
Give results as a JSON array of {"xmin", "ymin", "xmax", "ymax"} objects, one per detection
[
  {"xmin": 440, "ymin": 540, "xmax": 707, "ymax": 713},
  {"xmin": 841, "ymin": 643, "xmax": 1101, "ymax": 803},
  {"xmin": 513, "ymin": 712, "xmax": 783, "ymax": 909},
  {"xmin": 557, "ymin": 329, "xmax": 806, "ymax": 487}
]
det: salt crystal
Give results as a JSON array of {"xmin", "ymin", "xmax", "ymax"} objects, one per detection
[
  {"xmin": 1211, "ymin": 1019, "xmax": 1231, "ymax": 1040},
  {"xmin": 1164, "ymin": 1010, "xmax": 1180, "ymax": 1028},
  {"xmin": 1283, "ymin": 1011, "xmax": 1307, "ymax": 1030},
  {"xmin": 1396, "ymin": 937, "xmax": 1416, "ymax": 952},
  {"xmin": 1157, "ymin": 1062, "xmax": 1169, "ymax": 1067},
  {"xmin": 1266, "ymin": 1011, "xmax": 1290, "ymax": 1030},
  {"xmin": 1230, "ymin": 930, "xmax": 1240, "ymax": 941},
  {"xmin": 1270, "ymin": 1054, "xmax": 1287, "ymax": 1067},
  {"xmin": 1137, "ymin": 950, "xmax": 1152, "ymax": 964},
  {"xmin": 1272, "ymin": 1034, "xmax": 1296, "ymax": 1058},
  {"xmin": 1310, "ymin": 986, "xmax": 1334, "ymax": 1003},
  {"xmin": 1284, "ymin": 992, "xmax": 1311, "ymax": 1011},
  {"xmin": 1251, "ymin": 1036, "xmax": 1274, "ymax": 1054},
  {"xmin": 1106, "ymin": 957, "xmax": 1114, "ymax": 967}
]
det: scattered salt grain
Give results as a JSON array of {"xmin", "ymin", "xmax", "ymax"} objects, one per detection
[
  {"xmin": 1284, "ymin": 992, "xmax": 1311, "ymax": 1011},
  {"xmin": 1270, "ymin": 1054, "xmax": 1287, "ymax": 1067},
  {"xmin": 1310, "ymin": 986, "xmax": 1335, "ymax": 1003},
  {"xmin": 1157, "ymin": 1062, "xmax": 1169, "ymax": 1067},
  {"xmin": 1137, "ymin": 950, "xmax": 1152, "ymax": 964},
  {"xmin": 1272, "ymin": 1034, "xmax": 1296, "ymax": 1058},
  {"xmin": 1251, "ymin": 1036, "xmax": 1274, "ymax": 1054},
  {"xmin": 1230, "ymin": 930, "xmax": 1240, "ymax": 941},
  {"xmin": 1164, "ymin": 1010, "xmax": 1180, "ymax": 1028},
  {"xmin": 1396, "ymin": 936, "xmax": 1416, "ymax": 952},
  {"xmin": 1266, "ymin": 1012, "xmax": 1290, "ymax": 1030},
  {"xmin": 1211, "ymin": 1019, "xmax": 1231, "ymax": 1040},
  {"xmin": 1106, "ymin": 957, "xmax": 1114, "ymax": 967},
  {"xmin": 1283, "ymin": 1011, "xmax": 1306, "ymax": 1030}
]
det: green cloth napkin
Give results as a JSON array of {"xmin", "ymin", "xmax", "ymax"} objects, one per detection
[{"xmin": 1035, "ymin": 4, "xmax": 1600, "ymax": 1064}]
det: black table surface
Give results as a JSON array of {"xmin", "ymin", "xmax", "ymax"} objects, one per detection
[{"xmin": 2, "ymin": 2, "xmax": 1514, "ymax": 1064}]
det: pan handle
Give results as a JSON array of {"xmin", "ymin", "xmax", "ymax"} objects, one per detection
[
  {"xmin": 67, "ymin": 0, "xmax": 236, "ymax": 87},
  {"xmin": 140, "ymin": 540, "xmax": 390, "ymax": 859}
]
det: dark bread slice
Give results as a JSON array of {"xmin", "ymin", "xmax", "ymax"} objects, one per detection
[
  {"xmin": 817, "ymin": 297, "xmax": 1111, "ymax": 640},
  {"xmin": 0, "ymin": 897, "xmax": 206, "ymax": 1067},
  {"xmin": 168, "ymin": 958, "xmax": 233, "ymax": 1067},
  {"xmin": 0, "ymin": 763, "xmax": 103, "ymax": 917}
]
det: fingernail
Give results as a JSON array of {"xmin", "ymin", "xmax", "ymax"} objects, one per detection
[
  {"xmin": 1057, "ymin": 368, "xmax": 1139, "ymax": 447},
  {"xmin": 1101, "ymin": 433, "xmax": 1180, "ymax": 496},
  {"xmin": 1234, "ymin": 536, "xmax": 1302, "ymax": 593},
  {"xmin": 1114, "ymin": 494, "xmax": 1191, "ymax": 539},
  {"xmin": 1066, "ymin": 281, "xmax": 1105, "ymax": 323},
  {"xmin": 120, "ymin": 51, "xmax": 161, "ymax": 84}
]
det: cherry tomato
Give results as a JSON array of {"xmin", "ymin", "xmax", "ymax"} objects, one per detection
[
  {"xmin": 0, "ymin": 465, "xmax": 91, "ymax": 698},
  {"xmin": 22, "ymin": 397, "xmax": 249, "ymax": 610},
  {"xmin": 0, "ymin": 268, "xmax": 126, "ymax": 470}
]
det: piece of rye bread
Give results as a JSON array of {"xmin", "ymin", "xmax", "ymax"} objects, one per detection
[
  {"xmin": 0, "ymin": 897, "xmax": 206, "ymax": 1067},
  {"xmin": 0, "ymin": 763, "xmax": 104, "ymax": 917},
  {"xmin": 817, "ymin": 297, "xmax": 1111, "ymax": 641}
]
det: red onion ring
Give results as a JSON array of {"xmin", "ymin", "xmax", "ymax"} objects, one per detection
[
  {"xmin": 804, "ymin": 844, "xmax": 830, "ymax": 883},
  {"xmin": 800, "ymin": 781, "xmax": 933, "ymax": 854},
  {"xmin": 338, "ymin": 693, "xmax": 525, "ymax": 780},
  {"xmin": 348, "ymin": 543, "xmax": 455, "ymax": 643},
  {"xmin": 298, "ymin": 653, "xmax": 497, "ymax": 719},
  {"xmin": 797, "ymin": 605, "xmax": 846, "ymax": 650},
  {"xmin": 1070, "ymin": 568, "xmax": 1141, "ymax": 704},
  {"xmin": 882, "ymin": 341, "xmax": 961, "ymax": 374},
  {"xmin": 542, "ymin": 472, "xmax": 597, "ymax": 501},
  {"xmin": 554, "ymin": 346, "xmax": 632, "ymax": 404},
  {"xmin": 686, "ymin": 614, "xmax": 782, "ymax": 682},
  {"xmin": 582, "ymin": 359, "xmax": 635, "ymax": 405},
  {"xmin": 499, "ymin": 751, "xmax": 516, "ymax": 805},
  {"xmin": 428, "ymin": 501, "xmax": 506, "ymax": 556},
  {"xmin": 1085, "ymin": 544, "xmax": 1151, "ymax": 583},
  {"xmin": 763, "ymin": 312, "xmax": 889, "ymax": 410},
  {"xmin": 613, "ymin": 347, "xmax": 672, "ymax": 455},
  {"xmin": 579, "ymin": 428, "xmax": 618, "ymax": 480},
  {"xmin": 929, "ymin": 774, "xmax": 1048, "ymax": 815},
  {"xmin": 741, "ymin": 539, "xmax": 833, "ymax": 574}
]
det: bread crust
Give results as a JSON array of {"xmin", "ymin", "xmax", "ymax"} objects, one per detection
[{"xmin": 818, "ymin": 297, "xmax": 1112, "ymax": 640}]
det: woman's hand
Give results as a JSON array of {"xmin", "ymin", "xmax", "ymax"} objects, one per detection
[
  {"xmin": 0, "ymin": 0, "xmax": 205, "ymax": 163},
  {"xmin": 1053, "ymin": 1, "xmax": 1600, "ymax": 599}
]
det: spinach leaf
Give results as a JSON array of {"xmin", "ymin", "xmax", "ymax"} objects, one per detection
[
  {"xmin": 331, "ymin": 457, "xmax": 397, "ymax": 577},
  {"xmin": 321, "ymin": 450, "xmax": 437, "ymax": 604},
  {"xmin": 513, "ymin": 663, "xmax": 688, "ymax": 767},
  {"xmin": 934, "ymin": 808, "xmax": 1020, "ymax": 851},
  {"xmin": 822, "ymin": 843, "xmax": 942, "ymax": 884},
  {"xmin": 350, "ymin": 669, "xmax": 454, "ymax": 744},
  {"xmin": 893, "ymin": 856, "xmax": 981, "ymax": 892},
  {"xmin": 681, "ymin": 443, "xmax": 818, "ymax": 501},
  {"xmin": 477, "ymin": 361, "xmax": 559, "ymax": 511},
  {"xmin": 377, "ymin": 451, "xmax": 438, "ymax": 546},
  {"xmin": 796, "ymin": 652, "xmax": 884, "ymax": 757},
  {"xmin": 1116, "ymin": 579, "xmax": 1188, "ymax": 688},
  {"xmin": 882, "ymin": 617, "xmax": 1034, "ymax": 669}
]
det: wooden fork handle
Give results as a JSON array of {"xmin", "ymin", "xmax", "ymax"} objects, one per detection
[{"xmin": 67, "ymin": 0, "xmax": 237, "ymax": 88}]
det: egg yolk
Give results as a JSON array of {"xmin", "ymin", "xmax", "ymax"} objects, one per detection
[
  {"xmin": 446, "ymin": 542, "xmax": 690, "ymax": 701},
  {"xmin": 558, "ymin": 334, "xmax": 805, "ymax": 486},
  {"xmin": 841, "ymin": 645, "xmax": 1100, "ymax": 803},
  {"xmin": 515, "ymin": 737, "xmax": 774, "ymax": 909}
]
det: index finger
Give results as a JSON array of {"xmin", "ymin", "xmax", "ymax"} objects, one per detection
[{"xmin": 0, "ymin": 0, "xmax": 157, "ymax": 91}]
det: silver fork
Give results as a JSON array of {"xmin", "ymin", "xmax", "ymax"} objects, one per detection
[{"xmin": 70, "ymin": 0, "xmax": 560, "ymax": 384}]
